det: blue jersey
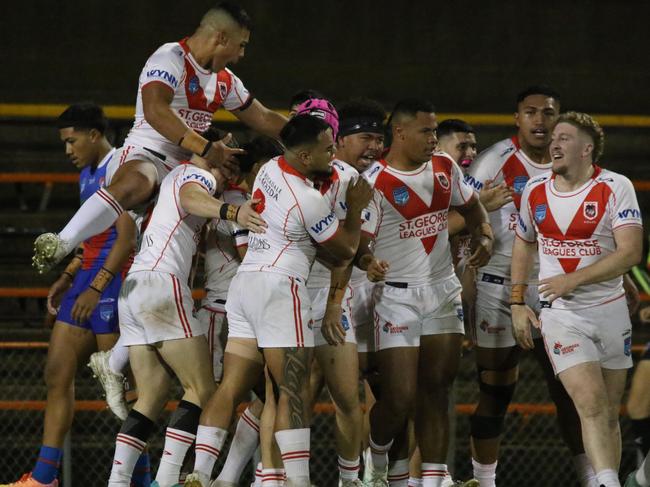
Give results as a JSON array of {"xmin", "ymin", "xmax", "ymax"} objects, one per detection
[{"xmin": 79, "ymin": 148, "xmax": 119, "ymax": 270}]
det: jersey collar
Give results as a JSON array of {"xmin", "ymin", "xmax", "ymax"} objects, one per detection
[{"xmin": 278, "ymin": 156, "xmax": 309, "ymax": 183}]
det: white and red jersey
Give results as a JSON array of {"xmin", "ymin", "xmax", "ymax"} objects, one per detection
[
  {"xmin": 517, "ymin": 166, "xmax": 643, "ymax": 309},
  {"xmin": 466, "ymin": 136, "xmax": 551, "ymax": 280},
  {"xmin": 203, "ymin": 186, "xmax": 249, "ymax": 303},
  {"xmin": 130, "ymin": 163, "xmax": 216, "ymax": 282},
  {"xmin": 307, "ymin": 159, "xmax": 360, "ymax": 289},
  {"xmin": 362, "ymin": 154, "xmax": 475, "ymax": 286},
  {"xmin": 237, "ymin": 156, "xmax": 340, "ymax": 281},
  {"xmin": 124, "ymin": 38, "xmax": 251, "ymax": 165}
]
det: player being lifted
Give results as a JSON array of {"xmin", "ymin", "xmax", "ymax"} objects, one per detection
[
  {"xmin": 512, "ymin": 112, "xmax": 643, "ymax": 487},
  {"xmin": 32, "ymin": 1, "xmax": 286, "ymax": 273},
  {"xmin": 1, "ymin": 104, "xmax": 137, "ymax": 487},
  {"xmin": 184, "ymin": 115, "xmax": 373, "ymax": 487},
  {"xmin": 357, "ymin": 99, "xmax": 493, "ymax": 487}
]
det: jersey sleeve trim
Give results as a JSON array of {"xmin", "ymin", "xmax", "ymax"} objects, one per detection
[{"xmin": 141, "ymin": 79, "xmax": 176, "ymax": 93}]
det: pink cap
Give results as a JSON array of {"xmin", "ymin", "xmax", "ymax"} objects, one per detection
[{"xmin": 294, "ymin": 98, "xmax": 339, "ymax": 139}]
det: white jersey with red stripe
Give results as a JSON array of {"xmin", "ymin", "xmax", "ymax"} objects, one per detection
[
  {"xmin": 123, "ymin": 38, "xmax": 251, "ymax": 164},
  {"xmin": 466, "ymin": 136, "xmax": 551, "ymax": 280},
  {"xmin": 362, "ymin": 154, "xmax": 475, "ymax": 286},
  {"xmin": 203, "ymin": 186, "xmax": 249, "ymax": 303},
  {"xmin": 517, "ymin": 166, "xmax": 643, "ymax": 309},
  {"xmin": 237, "ymin": 156, "xmax": 340, "ymax": 281},
  {"xmin": 130, "ymin": 163, "xmax": 216, "ymax": 282},
  {"xmin": 307, "ymin": 159, "xmax": 359, "ymax": 289}
]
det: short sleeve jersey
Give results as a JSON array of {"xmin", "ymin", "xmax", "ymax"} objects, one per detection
[
  {"xmin": 79, "ymin": 148, "xmax": 121, "ymax": 270},
  {"xmin": 466, "ymin": 136, "xmax": 551, "ymax": 279},
  {"xmin": 517, "ymin": 166, "xmax": 643, "ymax": 309},
  {"xmin": 124, "ymin": 39, "xmax": 251, "ymax": 164},
  {"xmin": 130, "ymin": 163, "xmax": 217, "ymax": 282},
  {"xmin": 362, "ymin": 154, "xmax": 475, "ymax": 286},
  {"xmin": 238, "ymin": 156, "xmax": 340, "ymax": 281},
  {"xmin": 307, "ymin": 159, "xmax": 360, "ymax": 289},
  {"xmin": 203, "ymin": 186, "xmax": 249, "ymax": 301}
]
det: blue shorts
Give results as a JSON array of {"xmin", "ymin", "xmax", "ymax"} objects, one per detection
[{"xmin": 57, "ymin": 268, "xmax": 122, "ymax": 334}]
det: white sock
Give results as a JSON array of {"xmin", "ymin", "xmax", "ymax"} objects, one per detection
[
  {"xmin": 596, "ymin": 468, "xmax": 620, "ymax": 487},
  {"xmin": 637, "ymin": 454, "xmax": 650, "ymax": 487},
  {"xmin": 471, "ymin": 458, "xmax": 497, "ymax": 487},
  {"xmin": 338, "ymin": 456, "xmax": 360, "ymax": 482},
  {"xmin": 421, "ymin": 463, "xmax": 447, "ymax": 487},
  {"xmin": 108, "ymin": 433, "xmax": 146, "ymax": 486},
  {"xmin": 275, "ymin": 428, "xmax": 310, "ymax": 480},
  {"xmin": 572, "ymin": 453, "xmax": 598, "ymax": 487},
  {"xmin": 408, "ymin": 478, "xmax": 423, "ymax": 487},
  {"xmin": 369, "ymin": 435, "xmax": 393, "ymax": 472},
  {"xmin": 108, "ymin": 336, "xmax": 130, "ymax": 374},
  {"xmin": 387, "ymin": 458, "xmax": 409, "ymax": 486},
  {"xmin": 261, "ymin": 468, "xmax": 285, "ymax": 487},
  {"xmin": 217, "ymin": 406, "xmax": 261, "ymax": 483},
  {"xmin": 194, "ymin": 425, "xmax": 228, "ymax": 479},
  {"xmin": 253, "ymin": 462, "xmax": 263, "ymax": 487},
  {"xmin": 155, "ymin": 427, "xmax": 196, "ymax": 486},
  {"xmin": 59, "ymin": 188, "xmax": 124, "ymax": 248}
]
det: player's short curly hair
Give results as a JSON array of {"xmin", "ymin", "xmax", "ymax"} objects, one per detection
[{"xmin": 558, "ymin": 111, "xmax": 605, "ymax": 162}]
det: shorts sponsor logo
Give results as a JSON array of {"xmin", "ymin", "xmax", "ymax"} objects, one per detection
[
  {"xmin": 435, "ymin": 172, "xmax": 450, "ymax": 191},
  {"xmin": 583, "ymin": 201, "xmax": 598, "ymax": 220},
  {"xmin": 513, "ymin": 176, "xmax": 529, "ymax": 194},
  {"xmin": 618, "ymin": 208, "xmax": 641, "ymax": 219},
  {"xmin": 456, "ymin": 306, "xmax": 464, "ymax": 321},
  {"xmin": 188, "ymin": 75, "xmax": 200, "ymax": 94},
  {"xmin": 146, "ymin": 69, "xmax": 178, "ymax": 88},
  {"xmin": 393, "ymin": 186, "xmax": 410, "ymax": 206},
  {"xmin": 553, "ymin": 341, "xmax": 580, "ymax": 355},
  {"xmin": 464, "ymin": 175, "xmax": 483, "ymax": 191},
  {"xmin": 341, "ymin": 314, "xmax": 350, "ymax": 331},
  {"xmin": 100, "ymin": 303, "xmax": 114, "ymax": 322},
  {"xmin": 382, "ymin": 321, "xmax": 408, "ymax": 334},
  {"xmin": 479, "ymin": 320, "xmax": 505, "ymax": 334},
  {"xmin": 534, "ymin": 204, "xmax": 547, "ymax": 223},
  {"xmin": 218, "ymin": 81, "xmax": 228, "ymax": 99},
  {"xmin": 624, "ymin": 336, "xmax": 632, "ymax": 356}
]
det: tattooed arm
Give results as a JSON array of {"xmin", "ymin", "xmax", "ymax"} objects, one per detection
[{"xmin": 321, "ymin": 263, "xmax": 354, "ymax": 346}]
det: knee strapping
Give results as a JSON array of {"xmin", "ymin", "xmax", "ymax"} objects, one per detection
[
  {"xmin": 470, "ymin": 414, "xmax": 506, "ymax": 439},
  {"xmin": 477, "ymin": 366, "xmax": 517, "ymax": 413}
]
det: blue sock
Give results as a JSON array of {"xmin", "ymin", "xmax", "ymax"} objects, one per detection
[
  {"xmin": 32, "ymin": 445, "xmax": 62, "ymax": 484},
  {"xmin": 131, "ymin": 452, "xmax": 151, "ymax": 487}
]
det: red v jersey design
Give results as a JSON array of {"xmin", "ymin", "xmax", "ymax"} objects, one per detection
[
  {"xmin": 375, "ymin": 157, "xmax": 452, "ymax": 254},
  {"xmin": 532, "ymin": 172, "xmax": 610, "ymax": 273},
  {"xmin": 501, "ymin": 155, "xmax": 529, "ymax": 210}
]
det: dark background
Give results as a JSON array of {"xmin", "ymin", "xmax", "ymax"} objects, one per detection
[{"xmin": 3, "ymin": 0, "xmax": 650, "ymax": 113}]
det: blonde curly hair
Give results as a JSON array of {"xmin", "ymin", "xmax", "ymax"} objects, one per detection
[{"xmin": 557, "ymin": 111, "xmax": 605, "ymax": 162}]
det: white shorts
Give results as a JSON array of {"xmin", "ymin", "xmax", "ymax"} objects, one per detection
[
  {"xmin": 350, "ymin": 279, "xmax": 376, "ymax": 353},
  {"xmin": 108, "ymin": 144, "xmax": 180, "ymax": 187},
  {"xmin": 119, "ymin": 271, "xmax": 207, "ymax": 346},
  {"xmin": 473, "ymin": 272, "xmax": 541, "ymax": 348},
  {"xmin": 197, "ymin": 304, "xmax": 227, "ymax": 381},
  {"xmin": 540, "ymin": 295, "xmax": 633, "ymax": 375},
  {"xmin": 373, "ymin": 278, "xmax": 464, "ymax": 350},
  {"xmin": 226, "ymin": 272, "xmax": 314, "ymax": 348},
  {"xmin": 308, "ymin": 286, "xmax": 356, "ymax": 347}
]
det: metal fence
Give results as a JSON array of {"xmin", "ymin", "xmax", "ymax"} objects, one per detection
[{"xmin": 0, "ymin": 343, "xmax": 640, "ymax": 486}]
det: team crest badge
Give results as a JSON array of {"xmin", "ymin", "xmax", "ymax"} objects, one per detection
[
  {"xmin": 435, "ymin": 172, "xmax": 450, "ymax": 190},
  {"xmin": 392, "ymin": 186, "xmax": 410, "ymax": 206},
  {"xmin": 188, "ymin": 75, "xmax": 200, "ymax": 94},
  {"xmin": 583, "ymin": 201, "xmax": 598, "ymax": 220},
  {"xmin": 218, "ymin": 81, "xmax": 228, "ymax": 99},
  {"xmin": 513, "ymin": 176, "xmax": 529, "ymax": 195},
  {"xmin": 534, "ymin": 204, "xmax": 547, "ymax": 223},
  {"xmin": 341, "ymin": 314, "xmax": 350, "ymax": 331}
]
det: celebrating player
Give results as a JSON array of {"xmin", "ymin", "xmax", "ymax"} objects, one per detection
[
  {"xmin": 512, "ymin": 111, "xmax": 643, "ymax": 487},
  {"xmin": 32, "ymin": 1, "xmax": 287, "ymax": 273},
  {"xmin": 357, "ymin": 99, "xmax": 493, "ymax": 487}
]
